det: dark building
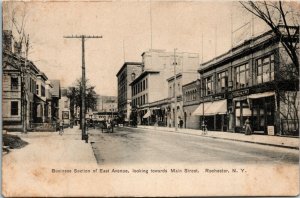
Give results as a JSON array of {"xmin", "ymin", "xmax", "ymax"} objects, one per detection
[
  {"xmin": 191, "ymin": 26, "xmax": 299, "ymax": 136},
  {"xmin": 116, "ymin": 62, "xmax": 142, "ymax": 123}
]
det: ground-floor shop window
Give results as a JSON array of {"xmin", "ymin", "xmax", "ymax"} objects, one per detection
[{"xmin": 235, "ymin": 100, "xmax": 251, "ymax": 132}]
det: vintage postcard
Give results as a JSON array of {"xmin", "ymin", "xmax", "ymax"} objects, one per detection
[{"xmin": 2, "ymin": 0, "xmax": 299, "ymax": 197}]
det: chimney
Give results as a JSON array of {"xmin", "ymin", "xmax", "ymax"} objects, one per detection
[
  {"xmin": 2, "ymin": 30, "xmax": 13, "ymax": 52},
  {"xmin": 14, "ymin": 41, "xmax": 22, "ymax": 55}
]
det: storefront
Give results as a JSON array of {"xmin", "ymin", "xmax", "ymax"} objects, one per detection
[
  {"xmin": 231, "ymin": 89, "xmax": 276, "ymax": 135},
  {"xmin": 192, "ymin": 99, "xmax": 227, "ymax": 131}
]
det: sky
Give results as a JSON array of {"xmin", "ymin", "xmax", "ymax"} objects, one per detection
[{"xmin": 3, "ymin": 1, "xmax": 270, "ymax": 96}]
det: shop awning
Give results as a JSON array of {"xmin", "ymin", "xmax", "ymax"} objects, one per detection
[
  {"xmin": 192, "ymin": 102, "xmax": 212, "ymax": 116},
  {"xmin": 205, "ymin": 99, "xmax": 227, "ymax": 115},
  {"xmin": 192, "ymin": 100, "xmax": 227, "ymax": 116},
  {"xmin": 247, "ymin": 91, "xmax": 275, "ymax": 99},
  {"xmin": 236, "ymin": 108, "xmax": 252, "ymax": 116},
  {"xmin": 143, "ymin": 110, "xmax": 151, "ymax": 118}
]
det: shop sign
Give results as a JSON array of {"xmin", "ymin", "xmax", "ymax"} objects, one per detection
[
  {"xmin": 203, "ymin": 96, "xmax": 213, "ymax": 102},
  {"xmin": 232, "ymin": 89, "xmax": 249, "ymax": 97},
  {"xmin": 267, "ymin": 126, "xmax": 275, "ymax": 135},
  {"xmin": 214, "ymin": 94, "xmax": 225, "ymax": 100}
]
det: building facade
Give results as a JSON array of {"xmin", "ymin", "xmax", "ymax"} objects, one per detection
[
  {"xmin": 191, "ymin": 27, "xmax": 299, "ymax": 136},
  {"xmin": 2, "ymin": 30, "xmax": 59, "ymax": 131},
  {"xmin": 116, "ymin": 62, "xmax": 142, "ymax": 123},
  {"xmin": 129, "ymin": 49, "xmax": 199, "ymax": 126},
  {"xmin": 94, "ymin": 95, "xmax": 118, "ymax": 121},
  {"xmin": 49, "ymin": 80, "xmax": 61, "ymax": 122},
  {"xmin": 59, "ymin": 88, "xmax": 71, "ymax": 126},
  {"xmin": 182, "ymin": 79, "xmax": 201, "ymax": 129}
]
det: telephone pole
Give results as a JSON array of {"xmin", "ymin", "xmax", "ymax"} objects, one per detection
[
  {"xmin": 173, "ymin": 48, "xmax": 178, "ymax": 131},
  {"xmin": 64, "ymin": 35, "xmax": 102, "ymax": 142}
]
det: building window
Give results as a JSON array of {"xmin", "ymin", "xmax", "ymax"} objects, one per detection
[
  {"xmin": 217, "ymin": 71, "xmax": 228, "ymax": 92},
  {"xmin": 41, "ymin": 85, "xmax": 45, "ymax": 97},
  {"xmin": 203, "ymin": 76, "xmax": 214, "ymax": 96},
  {"xmin": 36, "ymin": 84, "xmax": 39, "ymax": 95},
  {"xmin": 11, "ymin": 76, "xmax": 18, "ymax": 90},
  {"xmin": 64, "ymin": 101, "xmax": 68, "ymax": 108},
  {"xmin": 143, "ymin": 80, "xmax": 145, "ymax": 91},
  {"xmin": 11, "ymin": 101, "xmax": 18, "ymax": 115},
  {"xmin": 235, "ymin": 63, "xmax": 249, "ymax": 89},
  {"xmin": 145, "ymin": 78, "xmax": 148, "ymax": 89},
  {"xmin": 256, "ymin": 54, "xmax": 274, "ymax": 84},
  {"xmin": 142, "ymin": 95, "xmax": 145, "ymax": 105},
  {"xmin": 131, "ymin": 73, "xmax": 136, "ymax": 81},
  {"xmin": 172, "ymin": 84, "xmax": 175, "ymax": 97}
]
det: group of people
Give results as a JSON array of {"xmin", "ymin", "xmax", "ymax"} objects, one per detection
[{"xmin": 175, "ymin": 117, "xmax": 253, "ymax": 135}]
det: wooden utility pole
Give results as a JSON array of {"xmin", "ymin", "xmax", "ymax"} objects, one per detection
[
  {"xmin": 173, "ymin": 48, "xmax": 178, "ymax": 131},
  {"xmin": 64, "ymin": 35, "xmax": 102, "ymax": 142}
]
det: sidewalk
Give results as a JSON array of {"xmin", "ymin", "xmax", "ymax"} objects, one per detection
[
  {"xmin": 4, "ymin": 126, "xmax": 97, "ymax": 164},
  {"xmin": 136, "ymin": 125, "xmax": 299, "ymax": 150},
  {"xmin": 2, "ymin": 126, "xmax": 97, "ymax": 197}
]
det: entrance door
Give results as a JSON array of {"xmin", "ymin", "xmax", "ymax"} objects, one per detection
[
  {"xmin": 265, "ymin": 96, "xmax": 275, "ymax": 132},
  {"xmin": 252, "ymin": 99, "xmax": 265, "ymax": 133},
  {"xmin": 216, "ymin": 115, "xmax": 222, "ymax": 131}
]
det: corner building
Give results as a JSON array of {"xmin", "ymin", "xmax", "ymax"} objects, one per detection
[{"xmin": 193, "ymin": 26, "xmax": 299, "ymax": 136}]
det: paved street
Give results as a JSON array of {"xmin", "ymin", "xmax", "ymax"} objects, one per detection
[{"xmin": 89, "ymin": 126, "xmax": 299, "ymax": 165}]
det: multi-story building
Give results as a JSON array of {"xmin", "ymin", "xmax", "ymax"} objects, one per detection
[
  {"xmin": 96, "ymin": 95, "xmax": 118, "ymax": 112},
  {"xmin": 116, "ymin": 62, "xmax": 142, "ymax": 123},
  {"xmin": 182, "ymin": 79, "xmax": 201, "ymax": 129},
  {"xmin": 191, "ymin": 26, "xmax": 299, "ymax": 136},
  {"xmin": 129, "ymin": 49, "xmax": 199, "ymax": 126},
  {"xmin": 49, "ymin": 80, "xmax": 61, "ymax": 122},
  {"xmin": 59, "ymin": 88, "xmax": 71, "ymax": 126},
  {"xmin": 166, "ymin": 72, "xmax": 199, "ymax": 127},
  {"xmin": 34, "ymin": 72, "xmax": 48, "ymax": 123},
  {"xmin": 45, "ymin": 81, "xmax": 53, "ymax": 123},
  {"xmin": 2, "ymin": 30, "xmax": 59, "ymax": 131},
  {"xmin": 94, "ymin": 95, "xmax": 118, "ymax": 121}
]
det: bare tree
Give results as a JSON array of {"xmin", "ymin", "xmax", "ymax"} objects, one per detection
[
  {"xmin": 8, "ymin": 5, "xmax": 31, "ymax": 132},
  {"xmin": 240, "ymin": 1, "xmax": 299, "ymax": 75},
  {"xmin": 240, "ymin": 1, "xmax": 299, "ymax": 135}
]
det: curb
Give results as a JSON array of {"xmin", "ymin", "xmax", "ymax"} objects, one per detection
[{"xmin": 130, "ymin": 126, "xmax": 299, "ymax": 150}]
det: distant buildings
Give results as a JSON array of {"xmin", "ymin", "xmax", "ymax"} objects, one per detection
[
  {"xmin": 116, "ymin": 26, "xmax": 299, "ymax": 137},
  {"xmin": 94, "ymin": 95, "xmax": 118, "ymax": 121},
  {"xmin": 116, "ymin": 62, "xmax": 142, "ymax": 123},
  {"xmin": 127, "ymin": 49, "xmax": 199, "ymax": 126},
  {"xmin": 59, "ymin": 88, "xmax": 71, "ymax": 126}
]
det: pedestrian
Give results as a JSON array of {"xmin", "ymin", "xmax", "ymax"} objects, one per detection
[
  {"xmin": 179, "ymin": 119, "xmax": 183, "ymax": 128},
  {"xmin": 244, "ymin": 117, "xmax": 252, "ymax": 135},
  {"xmin": 59, "ymin": 119, "xmax": 64, "ymax": 135}
]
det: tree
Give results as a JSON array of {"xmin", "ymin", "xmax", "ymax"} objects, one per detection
[
  {"xmin": 240, "ymin": 1, "xmax": 299, "ymax": 135},
  {"xmin": 6, "ymin": 4, "xmax": 31, "ymax": 132},
  {"xmin": 240, "ymin": 1, "xmax": 299, "ymax": 75},
  {"xmin": 67, "ymin": 79, "xmax": 97, "ymax": 127}
]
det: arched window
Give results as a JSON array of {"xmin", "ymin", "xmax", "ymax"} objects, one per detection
[{"xmin": 131, "ymin": 73, "xmax": 136, "ymax": 81}]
